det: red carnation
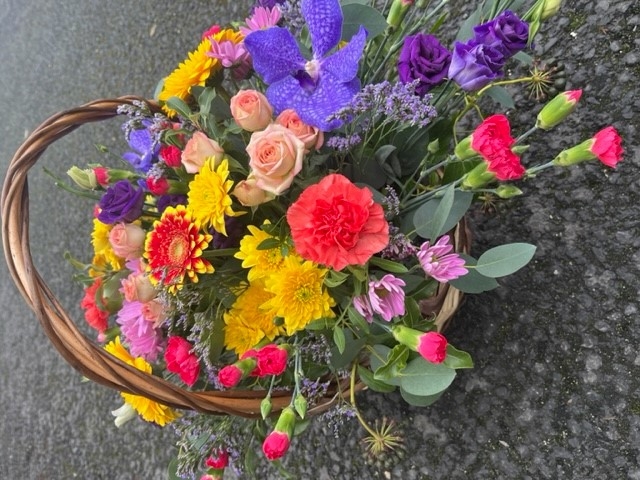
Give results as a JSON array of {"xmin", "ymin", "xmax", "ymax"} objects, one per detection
[
  {"xmin": 471, "ymin": 114, "xmax": 525, "ymax": 181},
  {"xmin": 146, "ymin": 176, "xmax": 170, "ymax": 195},
  {"xmin": 417, "ymin": 331, "xmax": 448, "ymax": 364},
  {"xmin": 218, "ymin": 365, "xmax": 243, "ymax": 388},
  {"xmin": 159, "ymin": 145, "xmax": 183, "ymax": 168},
  {"xmin": 164, "ymin": 336, "xmax": 200, "ymax": 386},
  {"xmin": 590, "ymin": 126, "xmax": 623, "ymax": 168},
  {"xmin": 242, "ymin": 344, "xmax": 288, "ymax": 377},
  {"xmin": 205, "ymin": 449, "xmax": 229, "ymax": 470},
  {"xmin": 79, "ymin": 277, "xmax": 109, "ymax": 334},
  {"xmin": 286, "ymin": 174, "xmax": 389, "ymax": 271}
]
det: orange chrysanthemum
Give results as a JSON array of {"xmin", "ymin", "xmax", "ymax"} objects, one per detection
[{"xmin": 144, "ymin": 204, "xmax": 214, "ymax": 292}]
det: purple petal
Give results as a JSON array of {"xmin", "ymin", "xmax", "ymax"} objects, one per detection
[
  {"xmin": 322, "ymin": 25, "xmax": 367, "ymax": 83},
  {"xmin": 266, "ymin": 72, "xmax": 360, "ymax": 131},
  {"xmin": 244, "ymin": 27, "xmax": 306, "ymax": 84},
  {"xmin": 302, "ymin": 0, "xmax": 342, "ymax": 58},
  {"xmin": 128, "ymin": 128, "xmax": 153, "ymax": 154}
]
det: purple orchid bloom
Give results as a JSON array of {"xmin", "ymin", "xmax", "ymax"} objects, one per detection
[{"xmin": 244, "ymin": 0, "xmax": 367, "ymax": 131}]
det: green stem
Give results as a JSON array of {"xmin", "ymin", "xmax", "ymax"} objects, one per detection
[{"xmin": 515, "ymin": 125, "xmax": 538, "ymax": 144}]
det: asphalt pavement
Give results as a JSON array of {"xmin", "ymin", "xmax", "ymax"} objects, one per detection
[{"xmin": 1, "ymin": 1, "xmax": 639, "ymax": 479}]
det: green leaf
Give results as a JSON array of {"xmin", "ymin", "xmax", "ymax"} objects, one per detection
[
  {"xmin": 347, "ymin": 306, "xmax": 370, "ymax": 334},
  {"xmin": 400, "ymin": 387, "xmax": 444, "ymax": 407},
  {"xmin": 449, "ymin": 254, "xmax": 499, "ymax": 293},
  {"xmin": 404, "ymin": 296, "xmax": 422, "ymax": 326},
  {"xmin": 373, "ymin": 344, "xmax": 409, "ymax": 383},
  {"xmin": 333, "ymin": 327, "xmax": 346, "ymax": 354},
  {"xmin": 443, "ymin": 344, "xmax": 474, "ymax": 369},
  {"xmin": 197, "ymin": 87, "xmax": 216, "ymax": 116},
  {"xmin": 358, "ymin": 365, "xmax": 397, "ymax": 393},
  {"xmin": 399, "ymin": 357, "xmax": 456, "ymax": 396},
  {"xmin": 368, "ymin": 256, "xmax": 409, "ymax": 274},
  {"xmin": 456, "ymin": 5, "xmax": 483, "ymax": 41},
  {"xmin": 476, "ymin": 243, "xmax": 536, "ymax": 278},
  {"xmin": 305, "ymin": 317, "xmax": 335, "ymax": 331},
  {"xmin": 167, "ymin": 459, "xmax": 181, "ymax": 480},
  {"xmin": 341, "ymin": 4, "xmax": 387, "ymax": 41},
  {"xmin": 256, "ymin": 237, "xmax": 280, "ymax": 250},
  {"xmin": 413, "ymin": 189, "xmax": 473, "ymax": 240},
  {"xmin": 485, "ymin": 85, "xmax": 515, "ymax": 110},
  {"xmin": 324, "ymin": 269, "xmax": 350, "ymax": 288},
  {"xmin": 330, "ymin": 330, "xmax": 366, "ymax": 369},
  {"xmin": 512, "ymin": 51, "xmax": 534, "ymax": 65},
  {"xmin": 165, "ymin": 96, "xmax": 193, "ymax": 118}
]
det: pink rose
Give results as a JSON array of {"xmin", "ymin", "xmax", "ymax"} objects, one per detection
[
  {"xmin": 120, "ymin": 272, "xmax": 157, "ymax": 303},
  {"xmin": 141, "ymin": 299, "xmax": 167, "ymax": 326},
  {"xmin": 181, "ymin": 132, "xmax": 225, "ymax": 174},
  {"xmin": 230, "ymin": 89, "xmax": 273, "ymax": 132},
  {"xmin": 232, "ymin": 174, "xmax": 274, "ymax": 206},
  {"xmin": 108, "ymin": 223, "xmax": 146, "ymax": 260},
  {"xmin": 247, "ymin": 124, "xmax": 305, "ymax": 194},
  {"xmin": 275, "ymin": 109, "xmax": 324, "ymax": 151}
]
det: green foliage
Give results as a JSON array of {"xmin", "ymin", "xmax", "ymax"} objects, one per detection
[
  {"xmin": 476, "ymin": 243, "xmax": 537, "ymax": 278},
  {"xmin": 341, "ymin": 3, "xmax": 387, "ymax": 41}
]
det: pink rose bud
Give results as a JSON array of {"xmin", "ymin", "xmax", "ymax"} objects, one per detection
[
  {"xmin": 232, "ymin": 175, "xmax": 275, "ymax": 206},
  {"xmin": 553, "ymin": 126, "xmax": 623, "ymax": 168},
  {"xmin": 391, "ymin": 325, "xmax": 448, "ymax": 363},
  {"xmin": 230, "ymin": 89, "xmax": 273, "ymax": 132},
  {"xmin": 108, "ymin": 223, "xmax": 146, "ymax": 260},
  {"xmin": 536, "ymin": 89, "xmax": 582, "ymax": 130},
  {"xmin": 164, "ymin": 336, "xmax": 200, "ymax": 386},
  {"xmin": 246, "ymin": 124, "xmax": 305, "ymax": 195},
  {"xmin": 217, "ymin": 357, "xmax": 257, "ymax": 388},
  {"xmin": 262, "ymin": 407, "xmax": 296, "ymax": 461},
  {"xmin": 275, "ymin": 109, "xmax": 324, "ymax": 151},
  {"xmin": 181, "ymin": 131, "xmax": 225, "ymax": 174},
  {"xmin": 159, "ymin": 145, "xmax": 183, "ymax": 168}
]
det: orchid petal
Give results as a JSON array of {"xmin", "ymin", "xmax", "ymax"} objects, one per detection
[
  {"xmin": 266, "ymin": 72, "xmax": 360, "ymax": 131},
  {"xmin": 302, "ymin": 0, "xmax": 342, "ymax": 58},
  {"xmin": 244, "ymin": 27, "xmax": 306, "ymax": 84},
  {"xmin": 322, "ymin": 25, "xmax": 367, "ymax": 83}
]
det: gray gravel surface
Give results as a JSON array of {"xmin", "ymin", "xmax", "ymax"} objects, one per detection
[{"xmin": 1, "ymin": 1, "xmax": 638, "ymax": 479}]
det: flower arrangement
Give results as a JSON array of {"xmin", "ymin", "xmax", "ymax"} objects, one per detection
[{"xmin": 57, "ymin": 0, "xmax": 624, "ymax": 477}]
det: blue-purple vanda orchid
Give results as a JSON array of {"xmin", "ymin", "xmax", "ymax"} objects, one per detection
[{"xmin": 244, "ymin": 0, "xmax": 367, "ymax": 131}]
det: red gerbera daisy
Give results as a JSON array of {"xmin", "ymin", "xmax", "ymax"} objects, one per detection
[{"xmin": 144, "ymin": 205, "xmax": 214, "ymax": 292}]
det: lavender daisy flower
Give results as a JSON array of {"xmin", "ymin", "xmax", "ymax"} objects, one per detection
[
  {"xmin": 115, "ymin": 300, "xmax": 164, "ymax": 362},
  {"xmin": 354, "ymin": 274, "xmax": 406, "ymax": 322},
  {"xmin": 417, "ymin": 235, "xmax": 468, "ymax": 283},
  {"xmin": 244, "ymin": 0, "xmax": 367, "ymax": 131}
]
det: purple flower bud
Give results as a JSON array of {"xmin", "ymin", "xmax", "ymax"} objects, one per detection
[
  {"xmin": 98, "ymin": 180, "xmax": 145, "ymax": 224},
  {"xmin": 473, "ymin": 10, "xmax": 529, "ymax": 57},
  {"xmin": 448, "ymin": 41, "xmax": 505, "ymax": 91},
  {"xmin": 398, "ymin": 33, "xmax": 451, "ymax": 96}
]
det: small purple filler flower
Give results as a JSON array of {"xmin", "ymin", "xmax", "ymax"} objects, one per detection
[
  {"xmin": 398, "ymin": 33, "xmax": 451, "ymax": 96},
  {"xmin": 417, "ymin": 235, "xmax": 468, "ymax": 283},
  {"xmin": 98, "ymin": 180, "xmax": 145, "ymax": 224},
  {"xmin": 244, "ymin": 0, "xmax": 367, "ymax": 131},
  {"xmin": 447, "ymin": 41, "xmax": 504, "ymax": 91},
  {"xmin": 473, "ymin": 10, "xmax": 529, "ymax": 57},
  {"xmin": 353, "ymin": 274, "xmax": 406, "ymax": 322}
]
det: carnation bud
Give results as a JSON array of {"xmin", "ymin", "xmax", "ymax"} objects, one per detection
[
  {"xmin": 294, "ymin": 394, "xmax": 308, "ymax": 419},
  {"xmin": 461, "ymin": 162, "xmax": 496, "ymax": 189},
  {"xmin": 260, "ymin": 396, "xmax": 272, "ymax": 420},
  {"xmin": 262, "ymin": 407, "xmax": 296, "ymax": 461},
  {"xmin": 495, "ymin": 184, "xmax": 523, "ymax": 199},
  {"xmin": 540, "ymin": 0, "xmax": 562, "ymax": 20},
  {"xmin": 454, "ymin": 136, "xmax": 477, "ymax": 161},
  {"xmin": 387, "ymin": 0, "xmax": 413, "ymax": 28},
  {"xmin": 552, "ymin": 126, "xmax": 623, "ymax": 168},
  {"xmin": 536, "ymin": 90, "xmax": 582, "ymax": 130},
  {"xmin": 391, "ymin": 326, "xmax": 448, "ymax": 364},
  {"xmin": 67, "ymin": 166, "xmax": 98, "ymax": 189}
]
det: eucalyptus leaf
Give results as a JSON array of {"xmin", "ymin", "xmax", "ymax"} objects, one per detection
[
  {"xmin": 456, "ymin": 5, "xmax": 483, "ymax": 41},
  {"xmin": 358, "ymin": 365, "xmax": 397, "ymax": 393},
  {"xmin": 399, "ymin": 356, "xmax": 456, "ymax": 396},
  {"xmin": 373, "ymin": 344, "xmax": 409, "ymax": 383},
  {"xmin": 449, "ymin": 254, "xmax": 500, "ymax": 293},
  {"xmin": 443, "ymin": 344, "xmax": 474, "ymax": 369},
  {"xmin": 413, "ymin": 189, "xmax": 473, "ymax": 240},
  {"xmin": 330, "ymin": 329, "xmax": 366, "ymax": 369},
  {"xmin": 476, "ymin": 243, "xmax": 536, "ymax": 278},
  {"xmin": 333, "ymin": 327, "xmax": 346, "ymax": 354},
  {"xmin": 256, "ymin": 237, "xmax": 280, "ymax": 250},
  {"xmin": 485, "ymin": 85, "xmax": 515, "ymax": 110},
  {"xmin": 342, "ymin": 4, "xmax": 387, "ymax": 41},
  {"xmin": 167, "ymin": 459, "xmax": 181, "ymax": 480},
  {"xmin": 400, "ymin": 387, "xmax": 444, "ymax": 407},
  {"xmin": 512, "ymin": 50, "xmax": 534, "ymax": 65},
  {"xmin": 165, "ymin": 96, "xmax": 193, "ymax": 118}
]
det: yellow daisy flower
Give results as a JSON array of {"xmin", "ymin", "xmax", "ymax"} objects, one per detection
[
  {"xmin": 91, "ymin": 218, "xmax": 124, "ymax": 272},
  {"xmin": 187, "ymin": 158, "xmax": 238, "ymax": 235},
  {"xmin": 104, "ymin": 337, "xmax": 180, "ymax": 426},
  {"xmin": 158, "ymin": 29, "xmax": 244, "ymax": 117},
  {"xmin": 235, "ymin": 223, "xmax": 297, "ymax": 282},
  {"xmin": 262, "ymin": 257, "xmax": 335, "ymax": 336}
]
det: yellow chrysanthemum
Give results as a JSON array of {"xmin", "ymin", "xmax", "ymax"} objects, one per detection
[
  {"xmin": 262, "ymin": 257, "xmax": 335, "ymax": 336},
  {"xmin": 91, "ymin": 218, "xmax": 124, "ymax": 272},
  {"xmin": 104, "ymin": 337, "xmax": 180, "ymax": 426},
  {"xmin": 186, "ymin": 158, "xmax": 238, "ymax": 236},
  {"xmin": 235, "ymin": 223, "xmax": 297, "ymax": 282},
  {"xmin": 158, "ymin": 29, "xmax": 244, "ymax": 117},
  {"xmin": 223, "ymin": 280, "xmax": 282, "ymax": 354}
]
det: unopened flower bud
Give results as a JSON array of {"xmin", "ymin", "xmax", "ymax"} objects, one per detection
[
  {"xmin": 536, "ymin": 90, "xmax": 582, "ymax": 130},
  {"xmin": 461, "ymin": 162, "xmax": 495, "ymax": 189},
  {"xmin": 553, "ymin": 126, "xmax": 623, "ymax": 168},
  {"xmin": 232, "ymin": 176, "xmax": 274, "ymax": 206},
  {"xmin": 294, "ymin": 394, "xmax": 308, "ymax": 419},
  {"xmin": 260, "ymin": 396, "xmax": 272, "ymax": 420},
  {"xmin": 262, "ymin": 407, "xmax": 296, "ymax": 461},
  {"xmin": 454, "ymin": 136, "xmax": 477, "ymax": 160},
  {"xmin": 495, "ymin": 184, "xmax": 523, "ymax": 199},
  {"xmin": 540, "ymin": 0, "xmax": 562, "ymax": 20},
  {"xmin": 387, "ymin": 0, "xmax": 413, "ymax": 28},
  {"xmin": 391, "ymin": 325, "xmax": 448, "ymax": 363},
  {"xmin": 67, "ymin": 166, "xmax": 98, "ymax": 189}
]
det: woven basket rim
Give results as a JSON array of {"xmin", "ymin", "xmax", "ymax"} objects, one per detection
[{"xmin": 1, "ymin": 97, "xmax": 470, "ymax": 418}]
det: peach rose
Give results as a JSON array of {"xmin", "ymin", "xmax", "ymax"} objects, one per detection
[
  {"xmin": 108, "ymin": 223, "xmax": 146, "ymax": 260},
  {"xmin": 246, "ymin": 124, "xmax": 305, "ymax": 195},
  {"xmin": 275, "ymin": 109, "xmax": 324, "ymax": 151},
  {"xmin": 181, "ymin": 131, "xmax": 225, "ymax": 173},
  {"xmin": 141, "ymin": 299, "xmax": 167, "ymax": 327},
  {"xmin": 120, "ymin": 273, "xmax": 157, "ymax": 303},
  {"xmin": 230, "ymin": 90, "xmax": 273, "ymax": 132},
  {"xmin": 232, "ymin": 174, "xmax": 275, "ymax": 206}
]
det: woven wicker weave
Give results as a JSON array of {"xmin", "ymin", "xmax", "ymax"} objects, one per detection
[{"xmin": 1, "ymin": 97, "xmax": 470, "ymax": 419}]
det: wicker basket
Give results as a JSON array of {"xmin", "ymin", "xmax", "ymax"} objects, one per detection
[{"xmin": 1, "ymin": 97, "xmax": 470, "ymax": 419}]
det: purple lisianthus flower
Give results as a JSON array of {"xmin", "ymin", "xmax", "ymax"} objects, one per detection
[
  {"xmin": 417, "ymin": 235, "xmax": 468, "ymax": 283},
  {"xmin": 398, "ymin": 33, "xmax": 451, "ymax": 96},
  {"xmin": 244, "ymin": 0, "xmax": 367, "ymax": 131},
  {"xmin": 122, "ymin": 121, "xmax": 160, "ymax": 173},
  {"xmin": 156, "ymin": 193, "xmax": 187, "ymax": 214},
  {"xmin": 448, "ymin": 41, "xmax": 504, "ymax": 91},
  {"xmin": 473, "ymin": 10, "xmax": 529, "ymax": 57},
  {"xmin": 98, "ymin": 180, "xmax": 145, "ymax": 224}
]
